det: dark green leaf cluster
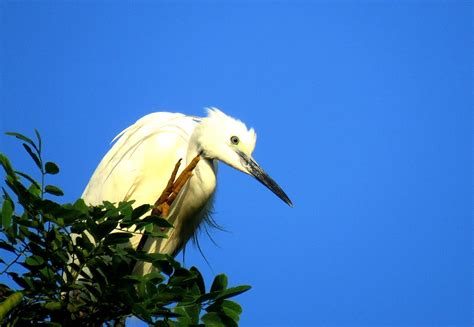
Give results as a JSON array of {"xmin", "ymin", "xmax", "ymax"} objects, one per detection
[{"xmin": 0, "ymin": 132, "xmax": 250, "ymax": 326}]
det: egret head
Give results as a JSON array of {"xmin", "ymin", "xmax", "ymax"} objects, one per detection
[{"xmin": 195, "ymin": 108, "xmax": 293, "ymax": 207}]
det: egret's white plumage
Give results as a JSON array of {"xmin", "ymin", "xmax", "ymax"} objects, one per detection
[{"xmin": 82, "ymin": 108, "xmax": 291, "ymax": 275}]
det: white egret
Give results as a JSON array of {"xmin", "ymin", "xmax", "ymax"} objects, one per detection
[{"xmin": 82, "ymin": 108, "xmax": 292, "ymax": 274}]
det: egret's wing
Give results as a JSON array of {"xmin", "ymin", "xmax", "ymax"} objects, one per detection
[{"xmin": 82, "ymin": 112, "xmax": 200, "ymax": 208}]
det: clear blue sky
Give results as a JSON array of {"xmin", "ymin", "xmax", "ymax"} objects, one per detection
[{"xmin": 1, "ymin": 1, "xmax": 472, "ymax": 326}]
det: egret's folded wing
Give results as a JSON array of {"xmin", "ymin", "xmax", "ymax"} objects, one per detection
[{"xmin": 82, "ymin": 112, "xmax": 200, "ymax": 208}]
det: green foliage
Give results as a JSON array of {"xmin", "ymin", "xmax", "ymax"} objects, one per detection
[{"xmin": 0, "ymin": 132, "xmax": 250, "ymax": 326}]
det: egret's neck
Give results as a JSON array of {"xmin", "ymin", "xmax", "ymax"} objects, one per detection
[{"xmin": 185, "ymin": 136, "xmax": 218, "ymax": 195}]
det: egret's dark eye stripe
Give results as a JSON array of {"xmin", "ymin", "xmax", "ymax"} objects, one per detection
[{"xmin": 230, "ymin": 136, "xmax": 239, "ymax": 145}]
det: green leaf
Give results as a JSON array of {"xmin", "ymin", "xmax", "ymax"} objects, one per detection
[
  {"xmin": 22, "ymin": 143, "xmax": 41, "ymax": 170},
  {"xmin": 132, "ymin": 303, "xmax": 153, "ymax": 323},
  {"xmin": 140, "ymin": 215, "xmax": 173, "ymax": 228},
  {"xmin": 39, "ymin": 266, "xmax": 55, "ymax": 280},
  {"xmin": 151, "ymin": 259, "xmax": 174, "ymax": 276},
  {"xmin": 0, "ymin": 291, "xmax": 23, "ymax": 321},
  {"xmin": 206, "ymin": 300, "xmax": 242, "ymax": 323},
  {"xmin": 27, "ymin": 183, "xmax": 42, "ymax": 198},
  {"xmin": 72, "ymin": 198, "xmax": 89, "ymax": 214},
  {"xmin": 122, "ymin": 274, "xmax": 145, "ymax": 285},
  {"xmin": 27, "ymin": 241, "xmax": 48, "ymax": 258},
  {"xmin": 144, "ymin": 223, "xmax": 154, "ymax": 233},
  {"xmin": 95, "ymin": 220, "xmax": 118, "ymax": 240},
  {"xmin": 44, "ymin": 162, "xmax": 59, "ymax": 175},
  {"xmin": 131, "ymin": 204, "xmax": 151, "ymax": 220},
  {"xmin": 83, "ymin": 283, "xmax": 102, "ymax": 300},
  {"xmin": 34, "ymin": 129, "xmax": 42, "ymax": 153},
  {"xmin": 221, "ymin": 300, "xmax": 242, "ymax": 322},
  {"xmin": 103, "ymin": 232, "xmax": 133, "ymax": 245},
  {"xmin": 211, "ymin": 274, "xmax": 228, "ymax": 293},
  {"xmin": 24, "ymin": 255, "xmax": 45, "ymax": 267},
  {"xmin": 0, "ymin": 154, "xmax": 16, "ymax": 177},
  {"xmin": 175, "ymin": 304, "xmax": 200, "ymax": 325},
  {"xmin": 5, "ymin": 132, "xmax": 38, "ymax": 152},
  {"xmin": 43, "ymin": 301, "xmax": 61, "ymax": 311},
  {"xmin": 215, "ymin": 285, "xmax": 251, "ymax": 302},
  {"xmin": 75, "ymin": 233, "xmax": 94, "ymax": 253},
  {"xmin": 119, "ymin": 201, "xmax": 133, "ymax": 219},
  {"xmin": 143, "ymin": 271, "xmax": 165, "ymax": 283},
  {"xmin": 14, "ymin": 171, "xmax": 41, "ymax": 189},
  {"xmin": 190, "ymin": 267, "xmax": 206, "ymax": 295},
  {"xmin": 44, "ymin": 185, "xmax": 64, "ymax": 196},
  {"xmin": 2, "ymin": 198, "xmax": 13, "ymax": 229},
  {"xmin": 201, "ymin": 312, "xmax": 237, "ymax": 327}
]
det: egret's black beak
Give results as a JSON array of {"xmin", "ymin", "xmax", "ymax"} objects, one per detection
[{"xmin": 237, "ymin": 151, "xmax": 293, "ymax": 207}]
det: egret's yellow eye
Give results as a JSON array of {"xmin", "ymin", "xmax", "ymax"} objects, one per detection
[{"xmin": 230, "ymin": 135, "xmax": 240, "ymax": 145}]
